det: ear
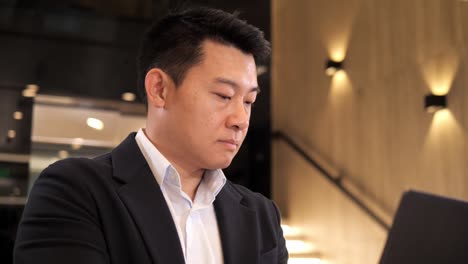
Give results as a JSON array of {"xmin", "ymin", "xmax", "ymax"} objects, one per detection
[{"xmin": 144, "ymin": 68, "xmax": 172, "ymax": 108}]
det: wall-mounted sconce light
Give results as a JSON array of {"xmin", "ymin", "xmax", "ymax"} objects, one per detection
[
  {"xmin": 121, "ymin": 92, "xmax": 136, "ymax": 102},
  {"xmin": 6, "ymin": 129, "xmax": 16, "ymax": 143},
  {"xmin": 325, "ymin": 59, "xmax": 344, "ymax": 76},
  {"xmin": 7, "ymin": 130, "xmax": 16, "ymax": 139},
  {"xmin": 13, "ymin": 111, "xmax": 23, "ymax": 120},
  {"xmin": 22, "ymin": 84, "xmax": 39, "ymax": 98},
  {"xmin": 424, "ymin": 94, "xmax": 447, "ymax": 113}
]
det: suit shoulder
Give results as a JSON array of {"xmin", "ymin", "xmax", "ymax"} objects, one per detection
[
  {"xmin": 48, "ymin": 153, "xmax": 110, "ymax": 171},
  {"xmin": 224, "ymin": 181, "xmax": 284, "ymax": 232},
  {"xmin": 38, "ymin": 153, "xmax": 112, "ymax": 185},
  {"xmin": 225, "ymin": 181, "xmax": 277, "ymax": 210},
  {"xmin": 29, "ymin": 154, "xmax": 115, "ymax": 215}
]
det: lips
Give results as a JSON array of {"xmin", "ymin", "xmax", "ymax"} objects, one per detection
[{"xmin": 219, "ymin": 139, "xmax": 240, "ymax": 150}]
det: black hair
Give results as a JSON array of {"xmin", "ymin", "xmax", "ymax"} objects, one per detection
[{"xmin": 136, "ymin": 7, "xmax": 271, "ymax": 104}]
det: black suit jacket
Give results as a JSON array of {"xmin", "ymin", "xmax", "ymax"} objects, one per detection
[{"xmin": 14, "ymin": 133, "xmax": 288, "ymax": 264}]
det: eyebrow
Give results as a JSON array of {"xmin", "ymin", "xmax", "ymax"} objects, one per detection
[{"xmin": 214, "ymin": 77, "xmax": 261, "ymax": 94}]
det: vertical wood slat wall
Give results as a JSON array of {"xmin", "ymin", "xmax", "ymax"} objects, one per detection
[{"xmin": 272, "ymin": 0, "xmax": 468, "ymax": 263}]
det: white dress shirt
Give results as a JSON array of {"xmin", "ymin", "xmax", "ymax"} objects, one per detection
[{"xmin": 135, "ymin": 129, "xmax": 226, "ymax": 264}]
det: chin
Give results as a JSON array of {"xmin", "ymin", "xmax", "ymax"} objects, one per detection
[{"xmin": 206, "ymin": 158, "xmax": 234, "ymax": 170}]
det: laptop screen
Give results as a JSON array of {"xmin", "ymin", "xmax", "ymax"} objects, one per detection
[{"xmin": 380, "ymin": 190, "xmax": 468, "ymax": 264}]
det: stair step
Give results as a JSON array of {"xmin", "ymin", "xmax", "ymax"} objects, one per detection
[
  {"xmin": 288, "ymin": 252, "xmax": 323, "ymax": 264},
  {"xmin": 286, "ymin": 239, "xmax": 317, "ymax": 254},
  {"xmin": 282, "ymin": 223, "xmax": 324, "ymax": 263},
  {"xmin": 281, "ymin": 224, "xmax": 301, "ymax": 237}
]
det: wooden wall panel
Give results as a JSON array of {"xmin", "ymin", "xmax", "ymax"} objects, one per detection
[
  {"xmin": 273, "ymin": 141, "xmax": 387, "ymax": 263},
  {"xmin": 272, "ymin": 0, "xmax": 468, "ymax": 263}
]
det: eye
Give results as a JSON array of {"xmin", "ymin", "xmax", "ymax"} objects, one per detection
[
  {"xmin": 245, "ymin": 96, "xmax": 257, "ymax": 107},
  {"xmin": 215, "ymin": 93, "xmax": 231, "ymax": 101},
  {"xmin": 245, "ymin": 100, "xmax": 255, "ymax": 106}
]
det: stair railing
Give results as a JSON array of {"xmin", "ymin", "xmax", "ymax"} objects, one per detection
[{"xmin": 272, "ymin": 130, "xmax": 390, "ymax": 231}]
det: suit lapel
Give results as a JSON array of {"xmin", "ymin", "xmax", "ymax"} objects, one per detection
[
  {"xmin": 214, "ymin": 183, "xmax": 259, "ymax": 264},
  {"xmin": 111, "ymin": 133, "xmax": 185, "ymax": 264}
]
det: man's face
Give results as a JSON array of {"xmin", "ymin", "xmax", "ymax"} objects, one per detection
[{"xmin": 162, "ymin": 40, "xmax": 258, "ymax": 170}]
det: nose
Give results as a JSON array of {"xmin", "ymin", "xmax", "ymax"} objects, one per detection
[{"xmin": 226, "ymin": 100, "xmax": 249, "ymax": 130}]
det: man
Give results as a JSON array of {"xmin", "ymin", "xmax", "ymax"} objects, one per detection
[{"xmin": 14, "ymin": 7, "xmax": 288, "ymax": 264}]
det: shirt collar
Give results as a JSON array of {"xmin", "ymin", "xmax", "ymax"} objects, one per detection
[
  {"xmin": 134, "ymin": 129, "xmax": 226, "ymax": 204},
  {"xmin": 195, "ymin": 169, "xmax": 227, "ymax": 206},
  {"xmin": 135, "ymin": 128, "xmax": 171, "ymax": 187}
]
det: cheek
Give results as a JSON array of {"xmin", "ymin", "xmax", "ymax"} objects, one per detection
[
  {"xmin": 241, "ymin": 127, "xmax": 249, "ymax": 140},
  {"xmin": 198, "ymin": 104, "xmax": 223, "ymax": 126},
  {"xmin": 202, "ymin": 113, "xmax": 223, "ymax": 131}
]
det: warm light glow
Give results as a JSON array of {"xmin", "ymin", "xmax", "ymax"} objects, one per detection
[
  {"xmin": 286, "ymin": 240, "xmax": 316, "ymax": 254},
  {"xmin": 288, "ymin": 258, "xmax": 322, "ymax": 264},
  {"xmin": 13, "ymin": 111, "xmax": 23, "ymax": 120},
  {"xmin": 87, "ymin": 117, "xmax": 104, "ymax": 130},
  {"xmin": 326, "ymin": 36, "xmax": 348, "ymax": 62},
  {"xmin": 58, "ymin": 150, "xmax": 69, "ymax": 159},
  {"xmin": 425, "ymin": 109, "xmax": 463, "ymax": 149},
  {"xmin": 420, "ymin": 50, "xmax": 459, "ymax": 96},
  {"xmin": 22, "ymin": 84, "xmax": 39, "ymax": 97},
  {"xmin": 422, "ymin": 108, "xmax": 464, "ymax": 189},
  {"xmin": 7, "ymin": 130, "xmax": 16, "ymax": 139},
  {"xmin": 332, "ymin": 70, "xmax": 347, "ymax": 83},
  {"xmin": 71, "ymin": 138, "xmax": 84, "ymax": 150},
  {"xmin": 427, "ymin": 74, "xmax": 454, "ymax": 96},
  {"xmin": 330, "ymin": 48, "xmax": 346, "ymax": 62},
  {"xmin": 432, "ymin": 86, "xmax": 449, "ymax": 96},
  {"xmin": 329, "ymin": 71, "xmax": 351, "ymax": 100},
  {"xmin": 432, "ymin": 109, "xmax": 453, "ymax": 125},
  {"xmin": 121, "ymin": 92, "xmax": 136, "ymax": 102}
]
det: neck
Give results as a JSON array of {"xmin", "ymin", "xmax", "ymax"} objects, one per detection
[
  {"xmin": 172, "ymin": 163, "xmax": 205, "ymax": 201},
  {"xmin": 143, "ymin": 128, "xmax": 204, "ymax": 201}
]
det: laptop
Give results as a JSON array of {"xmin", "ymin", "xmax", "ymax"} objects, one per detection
[{"xmin": 380, "ymin": 190, "xmax": 468, "ymax": 264}]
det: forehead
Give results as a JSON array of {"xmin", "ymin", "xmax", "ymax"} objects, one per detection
[{"xmin": 189, "ymin": 40, "xmax": 258, "ymax": 89}]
